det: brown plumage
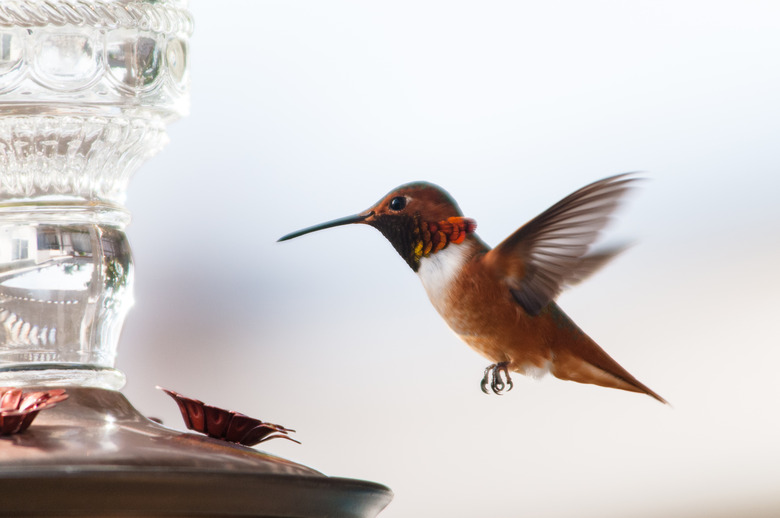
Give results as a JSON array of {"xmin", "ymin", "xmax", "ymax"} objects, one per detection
[{"xmin": 279, "ymin": 174, "xmax": 666, "ymax": 403}]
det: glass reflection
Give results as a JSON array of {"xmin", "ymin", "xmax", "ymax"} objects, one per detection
[{"xmin": 0, "ymin": 223, "xmax": 133, "ymax": 371}]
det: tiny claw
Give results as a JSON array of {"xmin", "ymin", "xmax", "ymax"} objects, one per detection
[
  {"xmin": 497, "ymin": 363, "xmax": 514, "ymax": 394},
  {"xmin": 480, "ymin": 362, "xmax": 514, "ymax": 395},
  {"xmin": 487, "ymin": 362, "xmax": 513, "ymax": 395},
  {"xmin": 480, "ymin": 365, "xmax": 492, "ymax": 394},
  {"xmin": 492, "ymin": 373, "xmax": 506, "ymax": 394}
]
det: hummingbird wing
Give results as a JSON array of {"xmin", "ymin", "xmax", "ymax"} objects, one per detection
[
  {"xmin": 485, "ymin": 174, "xmax": 640, "ymax": 316},
  {"xmin": 563, "ymin": 244, "xmax": 632, "ymax": 286}
]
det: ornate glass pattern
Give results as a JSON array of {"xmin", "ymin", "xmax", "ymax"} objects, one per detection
[{"xmin": 0, "ymin": 0, "xmax": 191, "ymax": 389}]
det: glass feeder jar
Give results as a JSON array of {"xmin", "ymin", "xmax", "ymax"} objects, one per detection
[
  {"xmin": 0, "ymin": 0, "xmax": 191, "ymax": 388},
  {"xmin": 0, "ymin": 2, "xmax": 392, "ymax": 516}
]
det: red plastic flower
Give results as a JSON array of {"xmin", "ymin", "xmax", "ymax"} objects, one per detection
[
  {"xmin": 158, "ymin": 387, "xmax": 300, "ymax": 446},
  {"xmin": 0, "ymin": 387, "xmax": 68, "ymax": 435}
]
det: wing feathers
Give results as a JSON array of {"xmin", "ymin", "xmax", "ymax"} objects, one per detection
[{"xmin": 486, "ymin": 174, "xmax": 640, "ymax": 315}]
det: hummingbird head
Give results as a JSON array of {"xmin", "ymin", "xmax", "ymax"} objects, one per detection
[{"xmin": 278, "ymin": 182, "xmax": 477, "ymax": 271}]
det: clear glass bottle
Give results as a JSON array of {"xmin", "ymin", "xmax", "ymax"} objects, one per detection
[{"xmin": 0, "ymin": 0, "xmax": 192, "ymax": 389}]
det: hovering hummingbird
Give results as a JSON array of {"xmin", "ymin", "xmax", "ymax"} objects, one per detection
[{"xmin": 279, "ymin": 174, "xmax": 666, "ymax": 403}]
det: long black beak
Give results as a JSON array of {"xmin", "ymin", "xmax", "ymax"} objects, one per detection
[{"xmin": 277, "ymin": 212, "xmax": 373, "ymax": 242}]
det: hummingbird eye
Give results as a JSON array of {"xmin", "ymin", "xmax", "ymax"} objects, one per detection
[{"xmin": 389, "ymin": 196, "xmax": 407, "ymax": 211}]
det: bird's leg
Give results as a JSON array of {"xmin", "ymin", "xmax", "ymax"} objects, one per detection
[
  {"xmin": 491, "ymin": 362, "xmax": 513, "ymax": 394},
  {"xmin": 480, "ymin": 362, "xmax": 514, "ymax": 395},
  {"xmin": 493, "ymin": 362, "xmax": 515, "ymax": 394}
]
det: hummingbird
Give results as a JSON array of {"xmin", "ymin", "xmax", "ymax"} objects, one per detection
[{"xmin": 278, "ymin": 174, "xmax": 666, "ymax": 403}]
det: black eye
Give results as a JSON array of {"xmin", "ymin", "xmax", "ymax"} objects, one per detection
[{"xmin": 389, "ymin": 196, "xmax": 407, "ymax": 211}]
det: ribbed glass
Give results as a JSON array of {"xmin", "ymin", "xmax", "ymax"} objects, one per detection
[{"xmin": 0, "ymin": 0, "xmax": 191, "ymax": 389}]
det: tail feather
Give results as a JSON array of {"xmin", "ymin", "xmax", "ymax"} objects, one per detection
[{"xmin": 551, "ymin": 346, "xmax": 667, "ymax": 404}]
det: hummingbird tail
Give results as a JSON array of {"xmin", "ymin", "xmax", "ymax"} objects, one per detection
[{"xmin": 551, "ymin": 349, "xmax": 668, "ymax": 404}]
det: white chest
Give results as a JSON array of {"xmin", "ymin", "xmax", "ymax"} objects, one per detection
[{"xmin": 416, "ymin": 242, "xmax": 472, "ymax": 313}]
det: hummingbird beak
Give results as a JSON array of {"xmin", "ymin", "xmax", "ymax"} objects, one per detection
[{"xmin": 277, "ymin": 212, "xmax": 374, "ymax": 242}]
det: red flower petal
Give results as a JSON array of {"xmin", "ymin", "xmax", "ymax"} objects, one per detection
[{"xmin": 159, "ymin": 387, "xmax": 298, "ymax": 446}]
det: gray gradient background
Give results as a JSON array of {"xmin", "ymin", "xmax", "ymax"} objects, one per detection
[{"xmin": 120, "ymin": 2, "xmax": 779, "ymax": 517}]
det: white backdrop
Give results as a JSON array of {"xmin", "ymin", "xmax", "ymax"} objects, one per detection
[{"xmin": 120, "ymin": 2, "xmax": 780, "ymax": 517}]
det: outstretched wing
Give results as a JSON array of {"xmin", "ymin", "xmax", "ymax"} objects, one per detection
[{"xmin": 483, "ymin": 174, "xmax": 640, "ymax": 316}]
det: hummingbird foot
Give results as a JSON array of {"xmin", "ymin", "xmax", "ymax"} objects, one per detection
[{"xmin": 480, "ymin": 362, "xmax": 514, "ymax": 395}]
